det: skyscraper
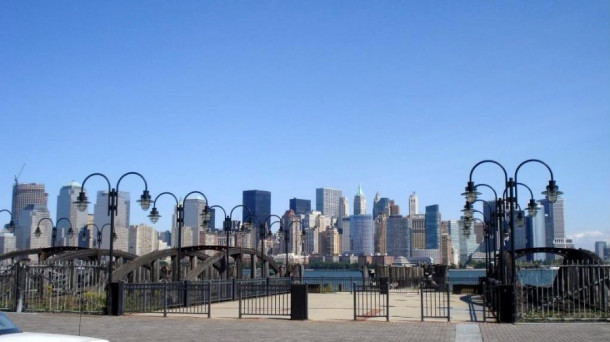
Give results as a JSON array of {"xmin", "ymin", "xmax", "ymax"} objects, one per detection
[
  {"xmin": 243, "ymin": 190, "xmax": 271, "ymax": 245},
  {"xmin": 316, "ymin": 188, "xmax": 342, "ymax": 219},
  {"xmin": 94, "ymin": 190, "xmax": 130, "ymax": 251},
  {"xmin": 409, "ymin": 192, "xmax": 419, "ymax": 216},
  {"xmin": 350, "ymin": 214, "xmax": 374, "ymax": 256},
  {"xmin": 12, "ymin": 182, "xmax": 48, "ymax": 228},
  {"xmin": 373, "ymin": 195, "xmax": 391, "ymax": 219},
  {"xmin": 289, "ymin": 198, "xmax": 311, "ymax": 216},
  {"xmin": 338, "ymin": 196, "xmax": 349, "ymax": 229},
  {"xmin": 182, "ymin": 196, "xmax": 208, "ymax": 246},
  {"xmin": 539, "ymin": 197, "xmax": 565, "ymax": 248},
  {"xmin": 594, "ymin": 241, "xmax": 607, "ymax": 260},
  {"xmin": 425, "ymin": 205, "xmax": 441, "ymax": 249},
  {"xmin": 386, "ymin": 215, "xmax": 410, "ymax": 257},
  {"xmin": 18, "ymin": 204, "xmax": 50, "ymax": 250},
  {"xmin": 353, "ymin": 185, "xmax": 366, "ymax": 215},
  {"xmin": 56, "ymin": 182, "xmax": 89, "ymax": 247}
]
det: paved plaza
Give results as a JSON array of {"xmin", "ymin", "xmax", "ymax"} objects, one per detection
[{"xmin": 5, "ymin": 293, "xmax": 610, "ymax": 342}]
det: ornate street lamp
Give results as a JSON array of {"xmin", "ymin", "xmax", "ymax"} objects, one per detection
[
  {"xmin": 280, "ymin": 218, "xmax": 301, "ymax": 276},
  {"xmin": 74, "ymin": 171, "xmax": 151, "ymax": 315},
  {"xmin": 148, "ymin": 191, "xmax": 210, "ymax": 281},
  {"xmin": 210, "ymin": 204, "xmax": 253, "ymax": 279},
  {"xmin": 463, "ymin": 159, "xmax": 561, "ymax": 323},
  {"xmin": 0, "ymin": 209, "xmax": 15, "ymax": 233},
  {"xmin": 35, "ymin": 217, "xmax": 74, "ymax": 248}
]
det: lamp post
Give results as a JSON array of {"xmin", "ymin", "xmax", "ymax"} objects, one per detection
[
  {"xmin": 74, "ymin": 172, "xmax": 151, "ymax": 314},
  {"xmin": 35, "ymin": 217, "xmax": 74, "ymax": 248},
  {"xmin": 280, "ymin": 218, "xmax": 301, "ymax": 276},
  {"xmin": 258, "ymin": 215, "xmax": 282, "ymax": 278},
  {"xmin": 0, "ymin": 209, "xmax": 16, "ymax": 233},
  {"xmin": 148, "ymin": 191, "xmax": 210, "ymax": 282},
  {"xmin": 82, "ymin": 223, "xmax": 114, "ymax": 248},
  {"xmin": 210, "ymin": 205, "xmax": 253, "ymax": 279},
  {"xmin": 463, "ymin": 159, "xmax": 561, "ymax": 322}
]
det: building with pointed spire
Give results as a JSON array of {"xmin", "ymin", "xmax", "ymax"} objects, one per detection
[{"xmin": 353, "ymin": 185, "xmax": 366, "ymax": 215}]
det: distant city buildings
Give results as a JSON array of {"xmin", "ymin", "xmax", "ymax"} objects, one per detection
[
  {"xmin": 289, "ymin": 198, "xmax": 311, "ymax": 216},
  {"xmin": 316, "ymin": 188, "xmax": 342, "ymax": 219}
]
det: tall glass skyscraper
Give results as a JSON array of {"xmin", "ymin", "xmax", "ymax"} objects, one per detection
[
  {"xmin": 242, "ymin": 190, "xmax": 271, "ymax": 245},
  {"xmin": 316, "ymin": 188, "xmax": 342, "ymax": 219},
  {"xmin": 425, "ymin": 205, "xmax": 441, "ymax": 249},
  {"xmin": 12, "ymin": 182, "xmax": 48, "ymax": 228},
  {"xmin": 94, "ymin": 191, "xmax": 130, "ymax": 251},
  {"xmin": 289, "ymin": 198, "xmax": 311, "ymax": 216},
  {"xmin": 350, "ymin": 214, "xmax": 374, "ymax": 256},
  {"xmin": 56, "ymin": 182, "xmax": 89, "ymax": 247}
]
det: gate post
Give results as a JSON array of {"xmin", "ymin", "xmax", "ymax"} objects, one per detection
[
  {"xmin": 184, "ymin": 281, "xmax": 190, "ymax": 307},
  {"xmin": 110, "ymin": 281, "xmax": 125, "ymax": 316},
  {"xmin": 497, "ymin": 285, "xmax": 514, "ymax": 323},
  {"xmin": 290, "ymin": 283, "xmax": 308, "ymax": 320}
]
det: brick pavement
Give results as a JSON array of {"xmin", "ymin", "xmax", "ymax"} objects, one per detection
[{"xmin": 4, "ymin": 292, "xmax": 610, "ymax": 342}]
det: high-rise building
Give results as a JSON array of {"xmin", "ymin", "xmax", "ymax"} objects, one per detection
[
  {"xmin": 373, "ymin": 195, "xmax": 391, "ymax": 219},
  {"xmin": 338, "ymin": 196, "xmax": 349, "ymax": 229},
  {"xmin": 12, "ymin": 183, "xmax": 48, "ymax": 228},
  {"xmin": 281, "ymin": 210, "xmax": 302, "ymax": 255},
  {"xmin": 289, "ymin": 198, "xmax": 311, "ymax": 216},
  {"xmin": 243, "ymin": 190, "xmax": 271, "ymax": 245},
  {"xmin": 182, "ymin": 196, "xmax": 208, "ymax": 246},
  {"xmin": 409, "ymin": 192, "xmax": 419, "ymax": 216},
  {"xmin": 425, "ymin": 205, "xmax": 441, "ymax": 249},
  {"xmin": 56, "ymin": 182, "xmax": 89, "ymax": 247},
  {"xmin": 525, "ymin": 202, "xmax": 546, "ymax": 261},
  {"xmin": 350, "ymin": 214, "xmax": 374, "ymax": 256},
  {"xmin": 594, "ymin": 241, "xmax": 607, "ymax": 260},
  {"xmin": 340, "ymin": 217, "xmax": 350, "ymax": 253},
  {"xmin": 316, "ymin": 188, "xmax": 342, "ymax": 219},
  {"xmin": 387, "ymin": 215, "xmax": 410, "ymax": 257},
  {"xmin": 128, "ymin": 223, "xmax": 157, "ymax": 255},
  {"xmin": 353, "ymin": 185, "xmax": 366, "ymax": 215},
  {"xmin": 18, "ymin": 204, "xmax": 50, "ymax": 251},
  {"xmin": 409, "ymin": 214, "xmax": 426, "ymax": 250},
  {"xmin": 94, "ymin": 191, "xmax": 130, "ymax": 251},
  {"xmin": 374, "ymin": 214, "xmax": 387, "ymax": 255},
  {"xmin": 539, "ymin": 198, "xmax": 565, "ymax": 246},
  {"xmin": 0, "ymin": 232, "xmax": 16, "ymax": 255}
]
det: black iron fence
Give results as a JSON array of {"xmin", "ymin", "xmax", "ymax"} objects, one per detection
[
  {"xmin": 122, "ymin": 281, "xmax": 211, "ymax": 317},
  {"xmin": 238, "ymin": 283, "xmax": 292, "ymax": 318},
  {"xmin": 516, "ymin": 264, "xmax": 610, "ymax": 322},
  {"xmin": 353, "ymin": 279, "xmax": 389, "ymax": 321},
  {"xmin": 0, "ymin": 261, "xmax": 106, "ymax": 314},
  {"xmin": 420, "ymin": 281, "xmax": 450, "ymax": 321}
]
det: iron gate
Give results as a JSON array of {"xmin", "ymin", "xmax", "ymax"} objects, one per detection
[
  {"xmin": 353, "ymin": 279, "xmax": 389, "ymax": 321},
  {"xmin": 420, "ymin": 281, "xmax": 450, "ymax": 321}
]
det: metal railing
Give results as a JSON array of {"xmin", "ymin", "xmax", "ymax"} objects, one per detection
[
  {"xmin": 420, "ymin": 281, "xmax": 450, "ymax": 321},
  {"xmin": 295, "ymin": 276, "xmax": 370, "ymax": 293},
  {"xmin": 516, "ymin": 264, "xmax": 610, "ymax": 322},
  {"xmin": 481, "ymin": 278, "xmax": 501, "ymax": 322},
  {"xmin": 18, "ymin": 261, "xmax": 107, "ymax": 314},
  {"xmin": 353, "ymin": 280, "xmax": 389, "ymax": 321},
  {"xmin": 122, "ymin": 281, "xmax": 211, "ymax": 317},
  {"xmin": 238, "ymin": 283, "xmax": 292, "ymax": 318}
]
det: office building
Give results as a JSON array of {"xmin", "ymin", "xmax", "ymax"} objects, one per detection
[
  {"xmin": 387, "ymin": 215, "xmax": 410, "ymax": 257},
  {"xmin": 56, "ymin": 182, "xmax": 89, "ymax": 247},
  {"xmin": 12, "ymin": 182, "xmax": 48, "ymax": 228},
  {"xmin": 316, "ymin": 188, "xmax": 342, "ymax": 219},
  {"xmin": 338, "ymin": 196, "xmax": 349, "ymax": 229},
  {"xmin": 409, "ymin": 214, "xmax": 426, "ymax": 250},
  {"xmin": 182, "ymin": 196, "xmax": 208, "ymax": 246},
  {"xmin": 128, "ymin": 223, "xmax": 157, "ymax": 255},
  {"xmin": 409, "ymin": 192, "xmax": 419, "ymax": 216},
  {"xmin": 594, "ymin": 241, "xmax": 607, "ymax": 260},
  {"xmin": 94, "ymin": 191, "xmax": 130, "ymax": 251},
  {"xmin": 289, "ymin": 198, "xmax": 311, "ymax": 216},
  {"xmin": 18, "ymin": 204, "xmax": 50, "ymax": 250},
  {"xmin": 353, "ymin": 185, "xmax": 366, "ymax": 215},
  {"xmin": 243, "ymin": 190, "xmax": 271, "ymax": 245},
  {"xmin": 425, "ymin": 205, "xmax": 441, "ymax": 249},
  {"xmin": 0, "ymin": 232, "xmax": 16, "ymax": 255},
  {"xmin": 350, "ymin": 214, "xmax": 374, "ymax": 256},
  {"xmin": 374, "ymin": 214, "xmax": 387, "ymax": 255},
  {"xmin": 373, "ymin": 194, "xmax": 391, "ymax": 219}
]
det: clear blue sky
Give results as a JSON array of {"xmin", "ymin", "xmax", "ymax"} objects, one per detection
[{"xmin": 1, "ymin": 1, "xmax": 608, "ymax": 251}]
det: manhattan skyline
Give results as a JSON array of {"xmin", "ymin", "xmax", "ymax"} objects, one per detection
[{"xmin": 1, "ymin": 2, "xmax": 608, "ymax": 251}]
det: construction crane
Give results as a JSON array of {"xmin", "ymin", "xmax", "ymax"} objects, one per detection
[{"xmin": 14, "ymin": 163, "xmax": 25, "ymax": 185}]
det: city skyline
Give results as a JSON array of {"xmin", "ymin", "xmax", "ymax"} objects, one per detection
[{"xmin": 1, "ymin": 2, "xmax": 608, "ymax": 252}]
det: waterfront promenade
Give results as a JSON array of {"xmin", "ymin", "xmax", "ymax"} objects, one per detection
[{"xmin": 6, "ymin": 293, "xmax": 610, "ymax": 342}]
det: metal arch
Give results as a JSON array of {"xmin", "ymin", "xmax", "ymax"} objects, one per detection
[
  {"xmin": 0, "ymin": 246, "xmax": 86, "ymax": 262},
  {"xmin": 513, "ymin": 247, "xmax": 603, "ymax": 263},
  {"xmin": 46, "ymin": 248, "xmax": 139, "ymax": 263},
  {"xmin": 183, "ymin": 247, "xmax": 280, "ymax": 281},
  {"xmin": 111, "ymin": 245, "xmax": 281, "ymax": 282}
]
